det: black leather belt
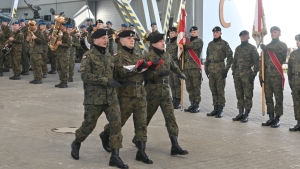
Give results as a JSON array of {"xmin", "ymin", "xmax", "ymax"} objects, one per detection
[
  {"xmin": 238, "ymin": 66, "xmax": 251, "ymax": 69},
  {"xmin": 292, "ymin": 73, "xmax": 300, "ymax": 77},
  {"xmin": 119, "ymin": 81, "xmax": 143, "ymax": 86},
  {"xmin": 148, "ymin": 79, "xmax": 169, "ymax": 84},
  {"xmin": 208, "ymin": 60, "xmax": 224, "ymax": 63}
]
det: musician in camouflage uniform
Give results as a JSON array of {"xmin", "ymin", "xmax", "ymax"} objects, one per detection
[
  {"xmin": 19, "ymin": 19, "xmax": 30, "ymax": 75},
  {"xmin": 87, "ymin": 24, "xmax": 97, "ymax": 49},
  {"xmin": 0, "ymin": 18, "xmax": 12, "ymax": 75},
  {"xmin": 260, "ymin": 26, "xmax": 287, "ymax": 128},
  {"xmin": 48, "ymin": 22, "xmax": 57, "ymax": 74},
  {"xmin": 106, "ymin": 21, "xmax": 115, "ymax": 55},
  {"xmin": 39, "ymin": 21, "xmax": 49, "ymax": 78},
  {"xmin": 86, "ymin": 18, "xmax": 93, "ymax": 34},
  {"xmin": 67, "ymin": 24, "xmax": 80, "ymax": 82},
  {"xmin": 71, "ymin": 29, "xmax": 128, "ymax": 169},
  {"xmin": 129, "ymin": 23, "xmax": 142, "ymax": 54},
  {"xmin": 231, "ymin": 30, "xmax": 259, "ymax": 123},
  {"xmin": 77, "ymin": 25, "xmax": 88, "ymax": 63},
  {"xmin": 145, "ymin": 22, "xmax": 160, "ymax": 52},
  {"xmin": 205, "ymin": 26, "xmax": 233, "ymax": 118}
]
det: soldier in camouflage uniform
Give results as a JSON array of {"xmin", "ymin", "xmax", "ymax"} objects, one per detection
[
  {"xmin": 71, "ymin": 29, "xmax": 128, "ymax": 169},
  {"xmin": 231, "ymin": 30, "xmax": 259, "ymax": 123},
  {"xmin": 19, "ymin": 19, "xmax": 30, "ymax": 75},
  {"xmin": 133, "ymin": 33, "xmax": 188, "ymax": 156},
  {"xmin": 54, "ymin": 23, "xmax": 71, "ymax": 88},
  {"xmin": 106, "ymin": 21, "xmax": 115, "ymax": 55},
  {"xmin": 183, "ymin": 26, "xmax": 204, "ymax": 113},
  {"xmin": 101, "ymin": 30, "xmax": 153, "ymax": 164},
  {"xmin": 86, "ymin": 18, "xmax": 93, "ymax": 34},
  {"xmin": 87, "ymin": 24, "xmax": 97, "ymax": 50},
  {"xmin": 48, "ymin": 22, "xmax": 57, "ymax": 74},
  {"xmin": 7, "ymin": 22, "xmax": 24, "ymax": 80},
  {"xmin": 67, "ymin": 24, "xmax": 80, "ymax": 82},
  {"xmin": 288, "ymin": 34, "xmax": 300, "ymax": 131},
  {"xmin": 260, "ymin": 26, "xmax": 287, "ymax": 128},
  {"xmin": 145, "ymin": 22, "xmax": 160, "ymax": 52},
  {"xmin": 0, "ymin": 18, "xmax": 12, "ymax": 74},
  {"xmin": 39, "ymin": 21, "xmax": 49, "ymax": 78},
  {"xmin": 115, "ymin": 24, "xmax": 128, "ymax": 51},
  {"xmin": 77, "ymin": 25, "xmax": 88, "ymax": 63},
  {"xmin": 205, "ymin": 26, "xmax": 233, "ymax": 118},
  {"xmin": 26, "ymin": 20, "xmax": 45, "ymax": 84}
]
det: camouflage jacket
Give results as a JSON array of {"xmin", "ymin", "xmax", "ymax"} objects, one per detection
[
  {"xmin": 232, "ymin": 42, "xmax": 259, "ymax": 76},
  {"xmin": 70, "ymin": 33, "xmax": 80, "ymax": 48},
  {"xmin": 260, "ymin": 39, "xmax": 287, "ymax": 77},
  {"xmin": 80, "ymin": 47, "xmax": 117, "ymax": 105},
  {"xmin": 204, "ymin": 38, "xmax": 233, "ymax": 73},
  {"xmin": 166, "ymin": 37, "xmax": 179, "ymax": 62},
  {"xmin": 41, "ymin": 30, "xmax": 49, "ymax": 50},
  {"xmin": 10, "ymin": 30, "xmax": 24, "ymax": 52},
  {"xmin": 56, "ymin": 31, "xmax": 71, "ymax": 54},
  {"xmin": 184, "ymin": 37, "xmax": 204, "ymax": 69},
  {"xmin": 288, "ymin": 49, "xmax": 300, "ymax": 89},
  {"xmin": 29, "ymin": 29, "xmax": 45, "ymax": 54},
  {"xmin": 114, "ymin": 48, "xmax": 146, "ymax": 98},
  {"xmin": 0, "ymin": 25, "xmax": 12, "ymax": 47},
  {"xmin": 87, "ymin": 32, "xmax": 94, "ymax": 49},
  {"xmin": 20, "ymin": 25, "xmax": 28, "ymax": 39}
]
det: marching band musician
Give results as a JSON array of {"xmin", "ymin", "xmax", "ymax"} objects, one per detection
[
  {"xmin": 39, "ymin": 21, "xmax": 49, "ymax": 78},
  {"xmin": 87, "ymin": 24, "xmax": 97, "ymax": 49},
  {"xmin": 77, "ymin": 25, "xmax": 88, "ymax": 63},
  {"xmin": 67, "ymin": 24, "xmax": 80, "ymax": 82},
  {"xmin": 0, "ymin": 18, "xmax": 12, "ymax": 75},
  {"xmin": 48, "ymin": 22, "xmax": 57, "ymax": 74},
  {"xmin": 106, "ymin": 21, "xmax": 115, "ymax": 55}
]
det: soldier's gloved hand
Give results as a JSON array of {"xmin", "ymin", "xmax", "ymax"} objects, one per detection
[
  {"xmin": 178, "ymin": 73, "xmax": 186, "ymax": 80},
  {"xmin": 249, "ymin": 75, "xmax": 256, "ymax": 84},
  {"xmin": 148, "ymin": 59, "xmax": 160, "ymax": 71},
  {"xmin": 205, "ymin": 69, "xmax": 209, "ymax": 78},
  {"xmin": 259, "ymin": 76, "xmax": 264, "ymax": 87},
  {"xmin": 260, "ymin": 44, "xmax": 266, "ymax": 50},
  {"xmin": 221, "ymin": 69, "xmax": 228, "ymax": 79},
  {"xmin": 107, "ymin": 78, "xmax": 121, "ymax": 88},
  {"xmin": 136, "ymin": 60, "xmax": 148, "ymax": 72},
  {"xmin": 158, "ymin": 70, "xmax": 171, "ymax": 77}
]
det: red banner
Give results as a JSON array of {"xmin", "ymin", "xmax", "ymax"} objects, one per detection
[{"xmin": 267, "ymin": 50, "xmax": 285, "ymax": 89}]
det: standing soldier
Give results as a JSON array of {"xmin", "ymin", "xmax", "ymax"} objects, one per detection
[
  {"xmin": 67, "ymin": 24, "xmax": 80, "ymax": 82},
  {"xmin": 77, "ymin": 25, "xmax": 88, "ymax": 63},
  {"xmin": 48, "ymin": 22, "xmax": 57, "ymax": 74},
  {"xmin": 54, "ymin": 23, "xmax": 71, "ymax": 88},
  {"xmin": 1, "ymin": 18, "xmax": 12, "ymax": 73},
  {"xmin": 86, "ymin": 18, "xmax": 93, "ymax": 33},
  {"xmin": 26, "ymin": 20, "xmax": 45, "ymax": 84},
  {"xmin": 288, "ymin": 34, "xmax": 300, "ymax": 131},
  {"xmin": 166, "ymin": 27, "xmax": 181, "ymax": 109},
  {"xmin": 260, "ymin": 26, "xmax": 287, "ymax": 128},
  {"xmin": 71, "ymin": 29, "xmax": 128, "ymax": 169},
  {"xmin": 7, "ymin": 22, "xmax": 24, "ymax": 80},
  {"xmin": 133, "ymin": 34, "xmax": 188, "ymax": 156},
  {"xmin": 39, "ymin": 21, "xmax": 49, "ymax": 78},
  {"xmin": 100, "ymin": 30, "xmax": 153, "ymax": 164},
  {"xmin": 205, "ymin": 26, "xmax": 233, "ymax": 118},
  {"xmin": 106, "ymin": 21, "xmax": 115, "ymax": 55},
  {"xmin": 231, "ymin": 30, "xmax": 259, "ymax": 122},
  {"xmin": 19, "ymin": 19, "xmax": 30, "ymax": 76},
  {"xmin": 145, "ymin": 22, "xmax": 160, "ymax": 52},
  {"xmin": 115, "ymin": 24, "xmax": 128, "ymax": 51},
  {"xmin": 183, "ymin": 26, "xmax": 204, "ymax": 113}
]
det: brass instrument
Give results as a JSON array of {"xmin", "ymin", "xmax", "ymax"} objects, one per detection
[
  {"xmin": 112, "ymin": 30, "xmax": 121, "ymax": 40},
  {"xmin": 48, "ymin": 13, "xmax": 68, "ymax": 51},
  {"xmin": 69, "ymin": 26, "xmax": 79, "ymax": 35},
  {"xmin": 2, "ymin": 37, "xmax": 13, "ymax": 55},
  {"xmin": 28, "ymin": 20, "xmax": 36, "ymax": 47}
]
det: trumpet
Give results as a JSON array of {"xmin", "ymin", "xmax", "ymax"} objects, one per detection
[
  {"xmin": 27, "ymin": 20, "xmax": 36, "ymax": 47},
  {"xmin": 69, "ymin": 26, "xmax": 79, "ymax": 35}
]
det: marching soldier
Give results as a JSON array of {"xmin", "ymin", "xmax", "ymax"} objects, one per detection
[
  {"xmin": 145, "ymin": 22, "xmax": 160, "ymax": 52},
  {"xmin": 288, "ymin": 34, "xmax": 300, "ymax": 131},
  {"xmin": 86, "ymin": 18, "xmax": 93, "ymax": 33},
  {"xmin": 129, "ymin": 23, "xmax": 142, "ymax": 54},
  {"xmin": 133, "ymin": 34, "xmax": 188, "ymax": 156},
  {"xmin": 77, "ymin": 25, "xmax": 88, "ymax": 63},
  {"xmin": 0, "ymin": 18, "xmax": 12, "ymax": 74},
  {"xmin": 260, "ymin": 26, "xmax": 287, "ymax": 128},
  {"xmin": 48, "ymin": 22, "xmax": 57, "ymax": 74},
  {"xmin": 101, "ymin": 30, "xmax": 153, "ymax": 165},
  {"xmin": 71, "ymin": 29, "xmax": 128, "ymax": 169},
  {"xmin": 39, "ymin": 21, "xmax": 49, "ymax": 78},
  {"xmin": 166, "ymin": 27, "xmax": 182, "ymax": 109},
  {"xmin": 54, "ymin": 23, "xmax": 71, "ymax": 88},
  {"xmin": 205, "ymin": 26, "xmax": 233, "ymax": 118},
  {"xmin": 183, "ymin": 26, "xmax": 204, "ymax": 113},
  {"xmin": 231, "ymin": 30, "xmax": 259, "ymax": 122},
  {"xmin": 7, "ymin": 22, "xmax": 24, "ymax": 80},
  {"xmin": 26, "ymin": 20, "xmax": 45, "ymax": 84},
  {"xmin": 106, "ymin": 21, "xmax": 115, "ymax": 55},
  {"xmin": 67, "ymin": 24, "xmax": 80, "ymax": 82},
  {"xmin": 19, "ymin": 19, "xmax": 30, "ymax": 76}
]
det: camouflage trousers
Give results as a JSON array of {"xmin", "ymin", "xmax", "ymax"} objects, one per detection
[
  {"xmin": 292, "ymin": 87, "xmax": 300, "ymax": 120},
  {"xmin": 108, "ymin": 40, "xmax": 114, "ymax": 55},
  {"xmin": 48, "ymin": 48, "xmax": 56, "ymax": 70},
  {"xmin": 10, "ymin": 49, "xmax": 21, "ymax": 76},
  {"xmin": 104, "ymin": 96, "xmax": 147, "ymax": 142},
  {"xmin": 184, "ymin": 68, "xmax": 202, "ymax": 102},
  {"xmin": 264, "ymin": 75, "xmax": 283, "ymax": 116},
  {"xmin": 21, "ymin": 43, "xmax": 30, "ymax": 72},
  {"xmin": 56, "ymin": 54, "xmax": 69, "ymax": 83},
  {"xmin": 75, "ymin": 103, "xmax": 123, "ymax": 149},
  {"xmin": 3, "ymin": 52, "xmax": 10, "ymax": 70},
  {"xmin": 30, "ymin": 53, "xmax": 42, "ymax": 80},
  {"xmin": 144, "ymin": 84, "xmax": 179, "ymax": 137},
  {"xmin": 209, "ymin": 72, "xmax": 226, "ymax": 107},
  {"xmin": 41, "ymin": 47, "xmax": 48, "ymax": 75},
  {"xmin": 69, "ymin": 47, "xmax": 76, "ymax": 77},
  {"xmin": 169, "ymin": 72, "xmax": 181, "ymax": 99},
  {"xmin": 233, "ymin": 73, "xmax": 254, "ymax": 110}
]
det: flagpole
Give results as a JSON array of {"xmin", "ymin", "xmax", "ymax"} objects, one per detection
[
  {"xmin": 181, "ymin": 50, "xmax": 185, "ymax": 111},
  {"xmin": 261, "ymin": 39, "xmax": 265, "ymax": 116}
]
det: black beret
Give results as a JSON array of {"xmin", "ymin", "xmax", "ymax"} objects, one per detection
[
  {"xmin": 150, "ymin": 34, "xmax": 165, "ymax": 43},
  {"xmin": 169, "ymin": 27, "xmax": 177, "ymax": 32},
  {"xmin": 295, "ymin": 34, "xmax": 300, "ymax": 40},
  {"xmin": 270, "ymin": 26, "xmax": 280, "ymax": 32},
  {"xmin": 212, "ymin": 26, "xmax": 221, "ymax": 32},
  {"xmin": 96, "ymin": 19, "xmax": 103, "ymax": 24},
  {"xmin": 239, "ymin": 30, "xmax": 249, "ymax": 36},
  {"xmin": 190, "ymin": 26, "xmax": 198, "ymax": 32},
  {"xmin": 118, "ymin": 30, "xmax": 135, "ymax": 38},
  {"xmin": 91, "ymin": 29, "xmax": 107, "ymax": 39}
]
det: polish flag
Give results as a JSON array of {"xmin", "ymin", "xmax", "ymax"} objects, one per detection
[{"xmin": 252, "ymin": 0, "xmax": 267, "ymax": 47}]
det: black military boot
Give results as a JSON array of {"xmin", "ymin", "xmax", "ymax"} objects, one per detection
[
  {"xmin": 241, "ymin": 109, "xmax": 250, "ymax": 123},
  {"xmin": 34, "ymin": 79, "xmax": 43, "ymax": 84},
  {"xmin": 21, "ymin": 71, "xmax": 29, "ymax": 75},
  {"xmin": 48, "ymin": 69, "xmax": 57, "ymax": 74},
  {"xmin": 184, "ymin": 100, "xmax": 194, "ymax": 112},
  {"xmin": 289, "ymin": 120, "xmax": 300, "ymax": 131},
  {"xmin": 68, "ymin": 77, "xmax": 73, "ymax": 82},
  {"xmin": 11, "ymin": 75, "xmax": 21, "ymax": 80},
  {"xmin": 207, "ymin": 105, "xmax": 218, "ymax": 116},
  {"xmin": 174, "ymin": 98, "xmax": 181, "ymax": 109},
  {"xmin": 262, "ymin": 113, "xmax": 274, "ymax": 126},
  {"xmin": 59, "ymin": 82, "xmax": 68, "ymax": 88},
  {"xmin": 100, "ymin": 131, "xmax": 111, "ymax": 152},
  {"xmin": 9, "ymin": 75, "xmax": 16, "ymax": 79},
  {"xmin": 215, "ymin": 105, "xmax": 223, "ymax": 118},
  {"xmin": 233, "ymin": 108, "xmax": 244, "ymax": 121},
  {"xmin": 43, "ymin": 74, "xmax": 47, "ymax": 78},
  {"xmin": 170, "ymin": 136, "xmax": 188, "ymax": 155},
  {"xmin": 136, "ymin": 141, "xmax": 153, "ymax": 164},
  {"xmin": 132, "ymin": 136, "xmax": 138, "ymax": 147},
  {"xmin": 190, "ymin": 102, "xmax": 200, "ymax": 113},
  {"xmin": 29, "ymin": 79, "xmax": 37, "ymax": 83},
  {"xmin": 109, "ymin": 149, "xmax": 129, "ymax": 169},
  {"xmin": 271, "ymin": 115, "xmax": 280, "ymax": 128},
  {"xmin": 55, "ymin": 82, "xmax": 62, "ymax": 87},
  {"xmin": 71, "ymin": 140, "xmax": 81, "ymax": 160}
]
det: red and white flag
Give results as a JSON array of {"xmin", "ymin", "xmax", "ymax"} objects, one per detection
[
  {"xmin": 252, "ymin": 0, "xmax": 267, "ymax": 47},
  {"xmin": 177, "ymin": 7, "xmax": 186, "ymax": 59}
]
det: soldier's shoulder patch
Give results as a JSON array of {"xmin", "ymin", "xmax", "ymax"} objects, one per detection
[{"xmin": 82, "ymin": 55, "xmax": 87, "ymax": 59}]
